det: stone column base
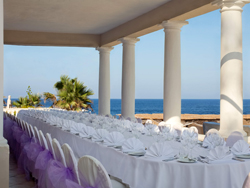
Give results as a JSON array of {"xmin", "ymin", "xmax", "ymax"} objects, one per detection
[{"xmin": 0, "ymin": 140, "xmax": 9, "ymax": 188}]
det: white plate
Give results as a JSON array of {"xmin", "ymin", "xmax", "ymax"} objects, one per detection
[
  {"xmin": 106, "ymin": 144, "xmax": 122, "ymax": 148},
  {"xmin": 177, "ymin": 158, "xmax": 197, "ymax": 163},
  {"xmin": 93, "ymin": 138, "xmax": 104, "ymax": 142},
  {"xmin": 80, "ymin": 135, "xmax": 91, "ymax": 139},
  {"xmin": 235, "ymin": 154, "xmax": 250, "ymax": 159},
  {"xmin": 127, "ymin": 151, "xmax": 146, "ymax": 156},
  {"xmin": 163, "ymin": 157, "xmax": 177, "ymax": 162}
]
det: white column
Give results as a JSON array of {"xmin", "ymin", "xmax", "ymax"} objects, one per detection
[
  {"xmin": 96, "ymin": 47, "xmax": 113, "ymax": 116},
  {"xmin": 0, "ymin": 0, "xmax": 5, "ymax": 144},
  {"xmin": 213, "ymin": 0, "xmax": 249, "ymax": 138},
  {"xmin": 162, "ymin": 21, "xmax": 188, "ymax": 126},
  {"xmin": 0, "ymin": 1, "xmax": 9, "ymax": 187},
  {"xmin": 119, "ymin": 37, "xmax": 139, "ymax": 119}
]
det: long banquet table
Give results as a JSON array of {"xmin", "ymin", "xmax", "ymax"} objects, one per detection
[{"xmin": 19, "ymin": 114, "xmax": 250, "ymax": 188}]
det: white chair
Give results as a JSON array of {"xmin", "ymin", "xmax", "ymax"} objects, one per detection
[
  {"xmin": 226, "ymin": 131, "xmax": 244, "ymax": 147},
  {"xmin": 52, "ymin": 138, "xmax": 67, "ymax": 167},
  {"xmin": 243, "ymin": 173, "xmax": 250, "ymax": 188},
  {"xmin": 189, "ymin": 126, "xmax": 199, "ymax": 134},
  {"xmin": 45, "ymin": 133, "xmax": 55, "ymax": 158},
  {"xmin": 204, "ymin": 128, "xmax": 220, "ymax": 139},
  {"xmin": 62, "ymin": 143, "xmax": 80, "ymax": 184},
  {"xmin": 25, "ymin": 122, "xmax": 32, "ymax": 138},
  {"xmin": 39, "ymin": 130, "xmax": 49, "ymax": 150},
  {"xmin": 20, "ymin": 121, "xmax": 25, "ymax": 131},
  {"xmin": 78, "ymin": 155, "xmax": 127, "ymax": 188},
  {"xmin": 34, "ymin": 126, "xmax": 42, "ymax": 145},
  {"xmin": 29, "ymin": 124, "xmax": 35, "ymax": 138}
]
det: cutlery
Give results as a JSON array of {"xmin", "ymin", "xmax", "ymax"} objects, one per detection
[
  {"xmin": 232, "ymin": 157, "xmax": 245, "ymax": 162},
  {"xmin": 198, "ymin": 157, "xmax": 209, "ymax": 164}
]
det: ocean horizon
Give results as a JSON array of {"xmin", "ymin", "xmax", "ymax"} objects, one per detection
[{"xmin": 5, "ymin": 98, "xmax": 250, "ymax": 116}]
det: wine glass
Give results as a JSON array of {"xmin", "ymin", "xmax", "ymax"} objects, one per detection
[{"xmin": 179, "ymin": 146, "xmax": 188, "ymax": 159}]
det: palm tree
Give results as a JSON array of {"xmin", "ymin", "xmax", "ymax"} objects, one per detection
[
  {"xmin": 54, "ymin": 75, "xmax": 94, "ymax": 111},
  {"xmin": 29, "ymin": 94, "xmax": 43, "ymax": 107},
  {"xmin": 43, "ymin": 92, "xmax": 57, "ymax": 108},
  {"xmin": 12, "ymin": 86, "xmax": 42, "ymax": 108},
  {"xmin": 12, "ymin": 97, "xmax": 31, "ymax": 108}
]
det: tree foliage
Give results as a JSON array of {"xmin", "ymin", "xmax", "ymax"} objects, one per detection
[
  {"xmin": 43, "ymin": 92, "xmax": 57, "ymax": 108},
  {"xmin": 52, "ymin": 75, "xmax": 94, "ymax": 111},
  {"xmin": 12, "ymin": 86, "xmax": 42, "ymax": 108}
]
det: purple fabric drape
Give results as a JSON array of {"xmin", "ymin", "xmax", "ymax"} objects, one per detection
[
  {"xmin": 79, "ymin": 169, "xmax": 108, "ymax": 188},
  {"xmin": 46, "ymin": 159, "xmax": 76, "ymax": 188},
  {"xmin": 35, "ymin": 149, "xmax": 53, "ymax": 188},
  {"xmin": 64, "ymin": 179, "xmax": 84, "ymax": 188},
  {"xmin": 18, "ymin": 137, "xmax": 38, "ymax": 180},
  {"xmin": 25, "ymin": 141, "xmax": 44, "ymax": 179},
  {"xmin": 11, "ymin": 125, "xmax": 23, "ymax": 160},
  {"xmin": 3, "ymin": 116, "xmax": 83, "ymax": 188}
]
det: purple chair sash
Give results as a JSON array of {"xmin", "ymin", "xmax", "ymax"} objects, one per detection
[
  {"xmin": 64, "ymin": 179, "xmax": 84, "ymax": 188},
  {"xmin": 46, "ymin": 159, "xmax": 76, "ymax": 188},
  {"xmin": 35, "ymin": 149, "xmax": 54, "ymax": 188}
]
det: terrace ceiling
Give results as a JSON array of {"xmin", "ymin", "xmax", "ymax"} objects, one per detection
[{"xmin": 3, "ymin": 0, "xmax": 217, "ymax": 47}]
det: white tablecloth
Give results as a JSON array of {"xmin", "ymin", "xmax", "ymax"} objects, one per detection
[{"xmin": 19, "ymin": 114, "xmax": 250, "ymax": 188}]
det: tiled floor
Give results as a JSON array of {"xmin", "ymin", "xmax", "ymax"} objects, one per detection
[{"xmin": 9, "ymin": 155, "xmax": 36, "ymax": 188}]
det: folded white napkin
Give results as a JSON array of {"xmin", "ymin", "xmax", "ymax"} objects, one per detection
[
  {"xmin": 61, "ymin": 120, "xmax": 74, "ymax": 131},
  {"xmin": 146, "ymin": 124, "xmax": 160, "ymax": 134},
  {"xmin": 141, "ymin": 127, "xmax": 150, "ymax": 135},
  {"xmin": 122, "ymin": 120, "xmax": 132, "ymax": 130},
  {"xmin": 203, "ymin": 133, "xmax": 226, "ymax": 149},
  {"xmin": 70, "ymin": 123, "xmax": 86, "ymax": 134},
  {"xmin": 103, "ymin": 131, "xmax": 125, "ymax": 147},
  {"xmin": 161, "ymin": 125, "xmax": 178, "ymax": 141},
  {"xmin": 146, "ymin": 142, "xmax": 175, "ymax": 160},
  {"xmin": 122, "ymin": 137, "xmax": 145, "ymax": 153},
  {"xmin": 132, "ymin": 123, "xmax": 145, "ymax": 132},
  {"xmin": 92, "ymin": 129, "xmax": 109, "ymax": 141},
  {"xmin": 207, "ymin": 146, "xmax": 233, "ymax": 161},
  {"xmin": 82, "ymin": 126, "xmax": 96, "ymax": 137},
  {"xmin": 181, "ymin": 127, "xmax": 198, "ymax": 139},
  {"xmin": 231, "ymin": 140, "xmax": 250, "ymax": 155},
  {"xmin": 91, "ymin": 118, "xmax": 100, "ymax": 124}
]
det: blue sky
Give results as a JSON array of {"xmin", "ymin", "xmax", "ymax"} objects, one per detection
[{"xmin": 4, "ymin": 6, "xmax": 250, "ymax": 99}]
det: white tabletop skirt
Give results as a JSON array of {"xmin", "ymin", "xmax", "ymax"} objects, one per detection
[{"xmin": 19, "ymin": 115, "xmax": 250, "ymax": 188}]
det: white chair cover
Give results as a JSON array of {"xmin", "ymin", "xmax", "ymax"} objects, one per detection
[
  {"xmin": 205, "ymin": 128, "xmax": 220, "ymax": 139},
  {"xmin": 20, "ymin": 121, "xmax": 25, "ymax": 131},
  {"xmin": 34, "ymin": 126, "xmax": 42, "ymax": 145},
  {"xmin": 189, "ymin": 126, "xmax": 198, "ymax": 134},
  {"xmin": 78, "ymin": 155, "xmax": 112, "ymax": 188},
  {"xmin": 52, "ymin": 138, "xmax": 67, "ymax": 167},
  {"xmin": 62, "ymin": 143, "xmax": 80, "ymax": 184},
  {"xmin": 39, "ymin": 130, "xmax": 49, "ymax": 150},
  {"xmin": 45, "ymin": 133, "xmax": 55, "ymax": 158},
  {"xmin": 29, "ymin": 124, "xmax": 35, "ymax": 138},
  {"xmin": 25, "ymin": 122, "xmax": 31, "ymax": 137},
  {"xmin": 243, "ymin": 173, "xmax": 250, "ymax": 188},
  {"xmin": 226, "ymin": 131, "xmax": 244, "ymax": 147}
]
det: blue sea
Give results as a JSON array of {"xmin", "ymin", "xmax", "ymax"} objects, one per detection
[{"xmin": 5, "ymin": 99, "xmax": 250, "ymax": 115}]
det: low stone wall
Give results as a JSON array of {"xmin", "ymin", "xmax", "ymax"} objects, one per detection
[
  {"xmin": 135, "ymin": 113, "xmax": 250, "ymax": 125},
  {"xmin": 135, "ymin": 113, "xmax": 250, "ymax": 134}
]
